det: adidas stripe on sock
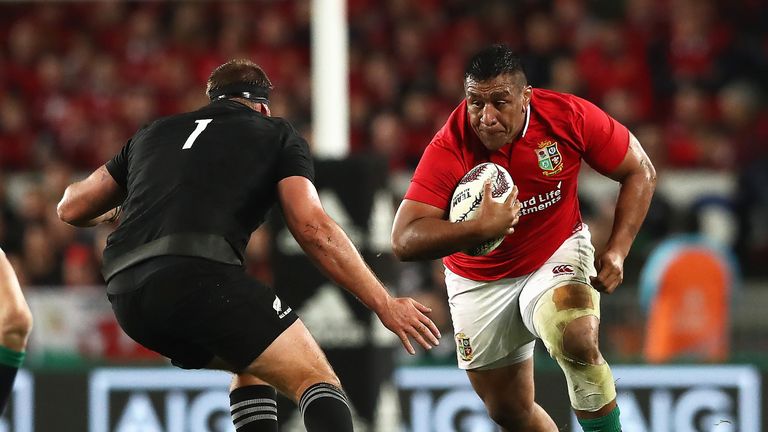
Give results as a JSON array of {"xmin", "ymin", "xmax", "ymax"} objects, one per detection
[
  {"xmin": 229, "ymin": 385, "xmax": 278, "ymax": 432},
  {"xmin": 299, "ymin": 382, "xmax": 353, "ymax": 432}
]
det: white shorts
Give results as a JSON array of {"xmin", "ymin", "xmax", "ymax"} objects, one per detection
[{"xmin": 447, "ymin": 225, "xmax": 598, "ymax": 370}]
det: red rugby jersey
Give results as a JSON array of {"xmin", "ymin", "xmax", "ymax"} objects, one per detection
[{"xmin": 405, "ymin": 88, "xmax": 629, "ymax": 281}]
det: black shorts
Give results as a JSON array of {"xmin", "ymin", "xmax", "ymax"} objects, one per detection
[{"xmin": 107, "ymin": 256, "xmax": 298, "ymax": 370}]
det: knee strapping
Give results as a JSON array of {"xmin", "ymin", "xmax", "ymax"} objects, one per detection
[{"xmin": 532, "ymin": 286, "xmax": 616, "ymax": 412}]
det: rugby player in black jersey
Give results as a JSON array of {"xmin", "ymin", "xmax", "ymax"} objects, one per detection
[{"xmin": 58, "ymin": 59, "xmax": 440, "ymax": 432}]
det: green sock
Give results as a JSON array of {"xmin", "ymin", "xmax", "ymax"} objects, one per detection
[
  {"xmin": 577, "ymin": 406, "xmax": 621, "ymax": 432},
  {"xmin": 0, "ymin": 345, "xmax": 25, "ymax": 368}
]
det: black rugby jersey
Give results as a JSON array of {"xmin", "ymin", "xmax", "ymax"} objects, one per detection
[{"xmin": 102, "ymin": 99, "xmax": 314, "ymax": 280}]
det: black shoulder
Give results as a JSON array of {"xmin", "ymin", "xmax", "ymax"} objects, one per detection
[
  {"xmin": 267, "ymin": 116, "xmax": 302, "ymax": 137},
  {"xmin": 136, "ymin": 114, "xmax": 177, "ymax": 136}
]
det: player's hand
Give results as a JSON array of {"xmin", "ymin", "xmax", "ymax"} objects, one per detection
[
  {"xmin": 590, "ymin": 249, "xmax": 624, "ymax": 294},
  {"xmin": 476, "ymin": 182, "xmax": 521, "ymax": 238},
  {"xmin": 377, "ymin": 296, "xmax": 441, "ymax": 355}
]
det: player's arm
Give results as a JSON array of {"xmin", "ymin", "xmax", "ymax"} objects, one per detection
[
  {"xmin": 277, "ymin": 175, "xmax": 441, "ymax": 354},
  {"xmin": 391, "ymin": 182, "xmax": 521, "ymax": 261},
  {"xmin": 57, "ymin": 165, "xmax": 126, "ymax": 227},
  {"xmin": 592, "ymin": 132, "xmax": 657, "ymax": 293}
]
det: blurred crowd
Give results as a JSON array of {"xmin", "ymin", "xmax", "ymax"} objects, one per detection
[{"xmin": 1, "ymin": 0, "xmax": 767, "ymax": 291}]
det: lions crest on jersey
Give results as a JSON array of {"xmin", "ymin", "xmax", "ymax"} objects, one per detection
[
  {"xmin": 455, "ymin": 332, "xmax": 473, "ymax": 361},
  {"xmin": 535, "ymin": 140, "xmax": 563, "ymax": 176}
]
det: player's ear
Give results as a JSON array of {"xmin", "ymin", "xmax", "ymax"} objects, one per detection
[
  {"xmin": 260, "ymin": 103, "xmax": 271, "ymax": 117},
  {"xmin": 522, "ymin": 85, "xmax": 532, "ymax": 111}
]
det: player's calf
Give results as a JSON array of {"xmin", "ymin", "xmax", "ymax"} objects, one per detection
[
  {"xmin": 467, "ymin": 359, "xmax": 559, "ymax": 432},
  {"xmin": 533, "ymin": 284, "xmax": 621, "ymax": 432},
  {"xmin": 483, "ymin": 397, "xmax": 536, "ymax": 431},
  {"xmin": 241, "ymin": 320, "xmax": 353, "ymax": 431}
]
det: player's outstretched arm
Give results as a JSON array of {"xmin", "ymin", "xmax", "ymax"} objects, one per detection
[
  {"xmin": 392, "ymin": 182, "xmax": 521, "ymax": 261},
  {"xmin": 591, "ymin": 132, "xmax": 657, "ymax": 293},
  {"xmin": 58, "ymin": 165, "xmax": 126, "ymax": 227},
  {"xmin": 277, "ymin": 176, "xmax": 441, "ymax": 354}
]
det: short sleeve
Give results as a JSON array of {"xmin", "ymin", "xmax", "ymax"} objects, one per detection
[
  {"xmin": 105, "ymin": 138, "xmax": 131, "ymax": 189},
  {"xmin": 404, "ymin": 140, "xmax": 464, "ymax": 210},
  {"xmin": 278, "ymin": 123, "xmax": 315, "ymax": 182},
  {"xmin": 577, "ymin": 97, "xmax": 630, "ymax": 175}
]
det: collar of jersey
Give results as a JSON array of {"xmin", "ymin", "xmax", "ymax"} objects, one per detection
[
  {"xmin": 521, "ymin": 101, "xmax": 531, "ymax": 138},
  {"xmin": 215, "ymin": 98, "xmax": 261, "ymax": 113}
]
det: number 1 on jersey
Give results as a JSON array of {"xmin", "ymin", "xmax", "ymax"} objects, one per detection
[{"xmin": 182, "ymin": 119, "xmax": 213, "ymax": 149}]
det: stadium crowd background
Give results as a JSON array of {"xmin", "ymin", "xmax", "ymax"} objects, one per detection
[{"xmin": 0, "ymin": 0, "xmax": 766, "ymax": 365}]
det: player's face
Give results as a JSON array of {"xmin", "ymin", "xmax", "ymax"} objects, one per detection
[{"xmin": 465, "ymin": 74, "xmax": 531, "ymax": 151}]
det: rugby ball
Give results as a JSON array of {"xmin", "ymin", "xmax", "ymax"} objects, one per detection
[{"xmin": 449, "ymin": 162, "xmax": 514, "ymax": 256}]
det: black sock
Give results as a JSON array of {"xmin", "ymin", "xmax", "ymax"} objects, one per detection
[
  {"xmin": 229, "ymin": 385, "xmax": 278, "ymax": 432},
  {"xmin": 299, "ymin": 382, "xmax": 353, "ymax": 432},
  {"xmin": 0, "ymin": 346, "xmax": 24, "ymax": 415}
]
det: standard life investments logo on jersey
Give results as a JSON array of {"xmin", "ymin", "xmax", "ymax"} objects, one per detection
[{"xmin": 519, "ymin": 181, "xmax": 563, "ymax": 217}]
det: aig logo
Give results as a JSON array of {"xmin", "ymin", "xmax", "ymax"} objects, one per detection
[
  {"xmin": 89, "ymin": 369, "xmax": 234, "ymax": 432},
  {"xmin": 396, "ymin": 368, "xmax": 496, "ymax": 432},
  {"xmin": 571, "ymin": 366, "xmax": 761, "ymax": 432}
]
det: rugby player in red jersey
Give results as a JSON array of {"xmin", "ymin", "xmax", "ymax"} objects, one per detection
[{"xmin": 392, "ymin": 44, "xmax": 656, "ymax": 431}]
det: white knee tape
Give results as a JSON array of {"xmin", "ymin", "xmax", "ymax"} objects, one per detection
[{"xmin": 532, "ymin": 286, "xmax": 616, "ymax": 412}]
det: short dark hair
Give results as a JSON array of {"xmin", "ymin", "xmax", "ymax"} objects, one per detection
[
  {"xmin": 206, "ymin": 59, "xmax": 273, "ymax": 99},
  {"xmin": 464, "ymin": 44, "xmax": 527, "ymax": 84}
]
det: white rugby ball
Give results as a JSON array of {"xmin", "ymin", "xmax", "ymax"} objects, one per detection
[{"xmin": 449, "ymin": 162, "xmax": 514, "ymax": 256}]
